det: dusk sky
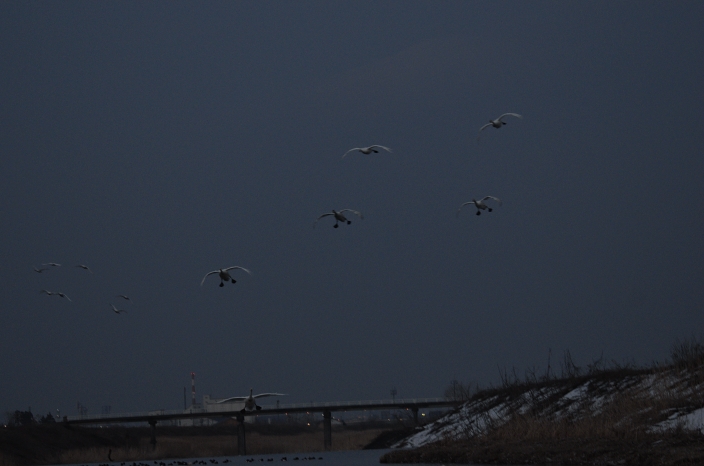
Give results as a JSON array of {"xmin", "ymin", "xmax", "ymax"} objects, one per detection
[{"xmin": 2, "ymin": 1, "xmax": 703, "ymax": 418}]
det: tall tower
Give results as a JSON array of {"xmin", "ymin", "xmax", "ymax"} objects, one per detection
[{"xmin": 191, "ymin": 372, "xmax": 196, "ymax": 407}]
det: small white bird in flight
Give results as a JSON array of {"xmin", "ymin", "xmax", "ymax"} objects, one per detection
[
  {"xmin": 42, "ymin": 262, "xmax": 61, "ymax": 267},
  {"xmin": 478, "ymin": 113, "xmax": 522, "ymax": 139},
  {"xmin": 457, "ymin": 196, "xmax": 502, "ymax": 216},
  {"xmin": 41, "ymin": 290, "xmax": 72, "ymax": 301},
  {"xmin": 342, "ymin": 145, "xmax": 392, "ymax": 159},
  {"xmin": 116, "ymin": 294, "xmax": 131, "ymax": 302},
  {"xmin": 75, "ymin": 264, "xmax": 92, "ymax": 274},
  {"xmin": 314, "ymin": 209, "xmax": 363, "ymax": 228},
  {"xmin": 111, "ymin": 304, "xmax": 127, "ymax": 314},
  {"xmin": 33, "ymin": 266, "xmax": 48, "ymax": 273},
  {"xmin": 216, "ymin": 388, "xmax": 287, "ymax": 412},
  {"xmin": 201, "ymin": 266, "xmax": 252, "ymax": 288}
]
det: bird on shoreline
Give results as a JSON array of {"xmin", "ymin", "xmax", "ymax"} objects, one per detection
[
  {"xmin": 314, "ymin": 209, "xmax": 363, "ymax": 228},
  {"xmin": 201, "ymin": 266, "xmax": 252, "ymax": 288},
  {"xmin": 457, "ymin": 196, "xmax": 502, "ymax": 216},
  {"xmin": 477, "ymin": 113, "xmax": 522, "ymax": 140},
  {"xmin": 342, "ymin": 145, "xmax": 392, "ymax": 159}
]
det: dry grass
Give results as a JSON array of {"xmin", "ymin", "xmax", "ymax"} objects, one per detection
[
  {"xmin": 0, "ymin": 451, "xmax": 20, "ymax": 466},
  {"xmin": 477, "ymin": 374, "xmax": 684, "ymax": 443},
  {"xmin": 54, "ymin": 428, "xmax": 389, "ymax": 464}
]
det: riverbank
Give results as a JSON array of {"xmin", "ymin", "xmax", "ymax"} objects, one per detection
[
  {"xmin": 381, "ymin": 433, "xmax": 704, "ymax": 465},
  {"xmin": 0, "ymin": 423, "xmax": 408, "ymax": 466},
  {"xmin": 382, "ymin": 340, "xmax": 704, "ymax": 464}
]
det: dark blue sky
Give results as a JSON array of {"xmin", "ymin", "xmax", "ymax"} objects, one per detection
[{"xmin": 2, "ymin": 1, "xmax": 703, "ymax": 417}]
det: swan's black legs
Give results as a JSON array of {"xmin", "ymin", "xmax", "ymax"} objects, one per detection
[
  {"xmin": 333, "ymin": 224, "xmax": 339, "ymax": 228},
  {"xmin": 347, "ymin": 220, "xmax": 351, "ymax": 224},
  {"xmin": 231, "ymin": 279, "xmax": 236, "ymax": 283},
  {"xmin": 219, "ymin": 282, "xmax": 224, "ymax": 287},
  {"xmin": 488, "ymin": 208, "xmax": 493, "ymax": 212},
  {"xmin": 476, "ymin": 211, "xmax": 481, "ymax": 215}
]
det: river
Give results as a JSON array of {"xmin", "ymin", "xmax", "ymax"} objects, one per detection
[{"xmin": 57, "ymin": 449, "xmax": 445, "ymax": 466}]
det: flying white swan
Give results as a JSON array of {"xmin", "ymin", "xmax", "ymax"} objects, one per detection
[
  {"xmin": 75, "ymin": 264, "xmax": 92, "ymax": 274},
  {"xmin": 216, "ymin": 388, "xmax": 287, "ymax": 412},
  {"xmin": 33, "ymin": 266, "xmax": 48, "ymax": 273},
  {"xmin": 111, "ymin": 304, "xmax": 127, "ymax": 314},
  {"xmin": 457, "ymin": 196, "xmax": 502, "ymax": 216},
  {"xmin": 342, "ymin": 145, "xmax": 392, "ymax": 159},
  {"xmin": 41, "ymin": 290, "xmax": 72, "ymax": 301},
  {"xmin": 42, "ymin": 262, "xmax": 61, "ymax": 267},
  {"xmin": 314, "ymin": 209, "xmax": 363, "ymax": 228},
  {"xmin": 477, "ymin": 113, "xmax": 522, "ymax": 139},
  {"xmin": 200, "ymin": 266, "xmax": 252, "ymax": 288},
  {"xmin": 116, "ymin": 294, "xmax": 131, "ymax": 302}
]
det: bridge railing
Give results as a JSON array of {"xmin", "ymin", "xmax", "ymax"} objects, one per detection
[
  {"xmin": 272, "ymin": 397, "xmax": 450, "ymax": 410},
  {"xmin": 64, "ymin": 397, "xmax": 454, "ymax": 422}
]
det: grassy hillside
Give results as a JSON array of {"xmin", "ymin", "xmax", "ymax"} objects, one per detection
[{"xmin": 383, "ymin": 339, "xmax": 704, "ymax": 464}]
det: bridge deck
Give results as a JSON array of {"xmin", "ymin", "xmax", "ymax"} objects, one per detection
[{"xmin": 64, "ymin": 398, "xmax": 458, "ymax": 425}]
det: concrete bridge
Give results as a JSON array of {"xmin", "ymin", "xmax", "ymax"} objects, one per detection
[{"xmin": 63, "ymin": 398, "xmax": 458, "ymax": 454}]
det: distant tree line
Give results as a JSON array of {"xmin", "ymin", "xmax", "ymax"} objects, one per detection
[{"xmin": 4, "ymin": 409, "xmax": 56, "ymax": 426}]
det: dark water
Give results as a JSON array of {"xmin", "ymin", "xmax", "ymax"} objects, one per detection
[
  {"xmin": 58, "ymin": 449, "xmax": 533, "ymax": 466},
  {"xmin": 58, "ymin": 449, "xmax": 424, "ymax": 466}
]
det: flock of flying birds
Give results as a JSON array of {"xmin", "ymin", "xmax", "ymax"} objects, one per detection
[
  {"xmin": 313, "ymin": 113, "xmax": 521, "ymax": 230},
  {"xmin": 34, "ymin": 262, "xmax": 132, "ymax": 313},
  {"xmin": 34, "ymin": 112, "xmax": 522, "ymax": 300}
]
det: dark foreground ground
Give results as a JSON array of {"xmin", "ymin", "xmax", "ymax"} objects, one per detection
[
  {"xmin": 380, "ymin": 433, "xmax": 704, "ymax": 465},
  {"xmin": 0, "ymin": 423, "xmax": 413, "ymax": 465}
]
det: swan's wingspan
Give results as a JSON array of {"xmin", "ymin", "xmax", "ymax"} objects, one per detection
[
  {"xmin": 339, "ymin": 209, "xmax": 363, "ymax": 219},
  {"xmin": 482, "ymin": 196, "xmax": 502, "ymax": 206},
  {"xmin": 370, "ymin": 145, "xmax": 392, "ymax": 153},
  {"xmin": 456, "ymin": 201, "xmax": 475, "ymax": 217},
  {"xmin": 216, "ymin": 396, "xmax": 248, "ymax": 404},
  {"xmin": 341, "ymin": 148, "xmax": 361, "ymax": 159},
  {"xmin": 200, "ymin": 270, "xmax": 218, "ymax": 287},
  {"xmin": 313, "ymin": 213, "xmax": 333, "ymax": 228},
  {"xmin": 252, "ymin": 393, "xmax": 288, "ymax": 399},
  {"xmin": 478, "ymin": 123, "xmax": 492, "ymax": 133},
  {"xmin": 224, "ymin": 266, "xmax": 252, "ymax": 275},
  {"xmin": 498, "ymin": 113, "xmax": 522, "ymax": 121}
]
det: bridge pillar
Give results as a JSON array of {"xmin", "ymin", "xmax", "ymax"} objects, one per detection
[
  {"xmin": 323, "ymin": 409, "xmax": 332, "ymax": 451},
  {"xmin": 237, "ymin": 412, "xmax": 246, "ymax": 455},
  {"xmin": 148, "ymin": 419, "xmax": 157, "ymax": 449},
  {"xmin": 411, "ymin": 407, "xmax": 419, "ymax": 426}
]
